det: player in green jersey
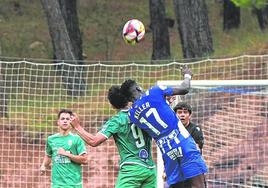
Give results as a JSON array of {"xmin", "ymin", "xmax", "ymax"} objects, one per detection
[
  {"xmin": 71, "ymin": 86, "xmax": 156, "ymax": 188},
  {"xmin": 40, "ymin": 109, "xmax": 88, "ymax": 188}
]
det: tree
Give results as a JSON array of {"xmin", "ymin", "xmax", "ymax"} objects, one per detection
[
  {"xmin": 173, "ymin": 0, "xmax": 213, "ymax": 59},
  {"xmin": 254, "ymin": 6, "xmax": 268, "ymax": 30},
  {"xmin": 40, "ymin": 0, "xmax": 86, "ymax": 96},
  {"xmin": 223, "ymin": 0, "xmax": 241, "ymax": 31},
  {"xmin": 231, "ymin": 0, "xmax": 266, "ymax": 8},
  {"xmin": 231, "ymin": 0, "xmax": 268, "ymax": 30},
  {"xmin": 57, "ymin": 0, "xmax": 83, "ymax": 61},
  {"xmin": 149, "ymin": 0, "xmax": 171, "ymax": 62}
]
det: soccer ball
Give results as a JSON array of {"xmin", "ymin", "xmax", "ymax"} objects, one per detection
[{"xmin": 122, "ymin": 19, "xmax": 145, "ymax": 45}]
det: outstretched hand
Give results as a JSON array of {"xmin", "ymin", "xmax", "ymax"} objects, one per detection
[
  {"xmin": 71, "ymin": 113, "xmax": 80, "ymax": 129},
  {"xmin": 166, "ymin": 96, "xmax": 176, "ymax": 105},
  {"xmin": 181, "ymin": 65, "xmax": 193, "ymax": 78}
]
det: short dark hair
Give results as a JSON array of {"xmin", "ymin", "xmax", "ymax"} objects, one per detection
[
  {"xmin": 120, "ymin": 79, "xmax": 137, "ymax": 102},
  {"xmin": 58, "ymin": 109, "xmax": 73, "ymax": 119},
  {"xmin": 108, "ymin": 85, "xmax": 128, "ymax": 109},
  {"xmin": 173, "ymin": 102, "xmax": 192, "ymax": 114}
]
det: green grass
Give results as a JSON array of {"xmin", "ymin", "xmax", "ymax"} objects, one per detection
[
  {"xmin": 7, "ymin": 93, "xmax": 77, "ymax": 131},
  {"xmin": 207, "ymin": 2, "xmax": 268, "ymax": 58}
]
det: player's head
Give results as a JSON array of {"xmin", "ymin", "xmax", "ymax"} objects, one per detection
[
  {"xmin": 173, "ymin": 102, "xmax": 192, "ymax": 126},
  {"xmin": 173, "ymin": 102, "xmax": 192, "ymax": 114},
  {"xmin": 108, "ymin": 85, "xmax": 128, "ymax": 109},
  {"xmin": 120, "ymin": 79, "xmax": 144, "ymax": 102},
  {"xmin": 58, "ymin": 109, "xmax": 73, "ymax": 119},
  {"xmin": 57, "ymin": 109, "xmax": 73, "ymax": 131}
]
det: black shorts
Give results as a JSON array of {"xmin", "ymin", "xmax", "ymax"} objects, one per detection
[{"xmin": 169, "ymin": 174, "xmax": 206, "ymax": 188}]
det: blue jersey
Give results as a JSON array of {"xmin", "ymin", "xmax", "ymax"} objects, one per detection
[{"xmin": 128, "ymin": 85, "xmax": 208, "ymax": 185}]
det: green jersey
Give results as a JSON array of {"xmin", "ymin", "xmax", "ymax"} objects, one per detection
[
  {"xmin": 100, "ymin": 110, "xmax": 155, "ymax": 169},
  {"xmin": 45, "ymin": 132, "xmax": 87, "ymax": 187}
]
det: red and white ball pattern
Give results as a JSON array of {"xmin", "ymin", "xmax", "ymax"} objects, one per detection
[{"xmin": 122, "ymin": 19, "xmax": 145, "ymax": 45}]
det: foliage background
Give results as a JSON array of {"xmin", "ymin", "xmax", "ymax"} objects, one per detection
[{"xmin": 1, "ymin": 0, "xmax": 268, "ymax": 61}]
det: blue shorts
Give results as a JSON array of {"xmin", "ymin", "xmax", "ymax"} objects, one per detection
[{"xmin": 158, "ymin": 133, "xmax": 208, "ymax": 185}]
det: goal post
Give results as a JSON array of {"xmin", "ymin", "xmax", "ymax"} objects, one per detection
[
  {"xmin": 157, "ymin": 79, "xmax": 268, "ymax": 188},
  {"xmin": 0, "ymin": 55, "xmax": 268, "ymax": 188},
  {"xmin": 158, "ymin": 80, "xmax": 268, "ymax": 87}
]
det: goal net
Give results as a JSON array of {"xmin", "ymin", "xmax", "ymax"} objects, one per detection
[
  {"xmin": 157, "ymin": 80, "xmax": 268, "ymax": 188},
  {"xmin": 0, "ymin": 55, "xmax": 267, "ymax": 188}
]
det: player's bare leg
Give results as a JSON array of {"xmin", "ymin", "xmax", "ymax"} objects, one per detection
[
  {"xmin": 191, "ymin": 174, "xmax": 206, "ymax": 188},
  {"xmin": 169, "ymin": 174, "xmax": 206, "ymax": 188}
]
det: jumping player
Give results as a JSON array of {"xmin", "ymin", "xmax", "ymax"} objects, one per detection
[
  {"xmin": 71, "ymin": 86, "xmax": 156, "ymax": 188},
  {"xmin": 120, "ymin": 66, "xmax": 207, "ymax": 188}
]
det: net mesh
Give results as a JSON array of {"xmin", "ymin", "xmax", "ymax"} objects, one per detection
[
  {"xmin": 0, "ymin": 55, "xmax": 267, "ymax": 188},
  {"xmin": 173, "ymin": 85, "xmax": 268, "ymax": 188}
]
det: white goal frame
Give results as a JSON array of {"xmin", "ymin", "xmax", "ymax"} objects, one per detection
[{"xmin": 156, "ymin": 79, "xmax": 268, "ymax": 188}]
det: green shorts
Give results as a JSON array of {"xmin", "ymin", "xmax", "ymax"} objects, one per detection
[{"xmin": 115, "ymin": 164, "xmax": 156, "ymax": 188}]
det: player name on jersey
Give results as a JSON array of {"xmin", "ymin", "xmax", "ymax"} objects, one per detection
[{"xmin": 134, "ymin": 102, "xmax": 150, "ymax": 119}]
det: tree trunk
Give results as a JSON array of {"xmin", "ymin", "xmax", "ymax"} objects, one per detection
[
  {"xmin": 0, "ymin": 63, "xmax": 8, "ymax": 118},
  {"xmin": 40, "ymin": 0, "xmax": 86, "ymax": 96},
  {"xmin": 254, "ymin": 5, "xmax": 268, "ymax": 31},
  {"xmin": 58, "ymin": 0, "xmax": 83, "ymax": 61},
  {"xmin": 173, "ymin": 0, "xmax": 213, "ymax": 59},
  {"xmin": 223, "ymin": 0, "xmax": 240, "ymax": 31},
  {"xmin": 149, "ymin": 0, "xmax": 170, "ymax": 62}
]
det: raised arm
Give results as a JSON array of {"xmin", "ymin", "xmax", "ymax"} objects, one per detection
[
  {"xmin": 71, "ymin": 113, "xmax": 107, "ymax": 147},
  {"xmin": 172, "ymin": 65, "xmax": 192, "ymax": 95}
]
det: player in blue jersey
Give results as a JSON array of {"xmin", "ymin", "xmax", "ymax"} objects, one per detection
[{"xmin": 120, "ymin": 66, "xmax": 207, "ymax": 188}]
